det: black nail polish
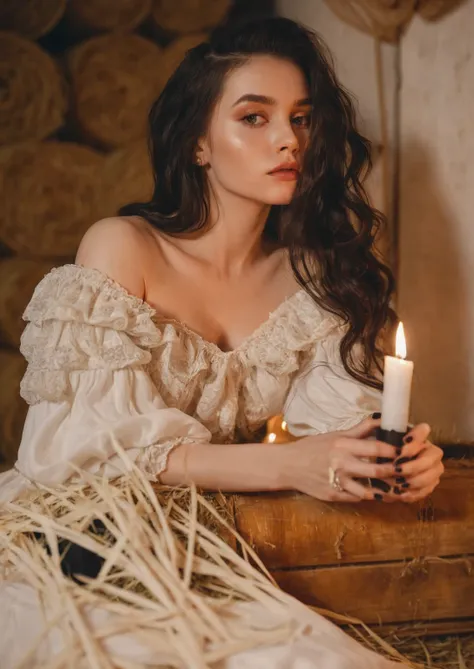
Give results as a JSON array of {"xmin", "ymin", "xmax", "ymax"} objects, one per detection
[
  {"xmin": 395, "ymin": 466, "xmax": 402, "ymax": 473},
  {"xmin": 374, "ymin": 493, "xmax": 383, "ymax": 501},
  {"xmin": 396, "ymin": 447, "xmax": 403, "ymax": 457},
  {"xmin": 394, "ymin": 457, "xmax": 410, "ymax": 466},
  {"xmin": 372, "ymin": 412, "xmax": 381, "ymax": 419},
  {"xmin": 376, "ymin": 457, "xmax": 394, "ymax": 464},
  {"xmin": 402, "ymin": 482, "xmax": 410, "ymax": 489},
  {"xmin": 370, "ymin": 479, "xmax": 391, "ymax": 493},
  {"xmin": 395, "ymin": 476, "xmax": 406, "ymax": 484},
  {"xmin": 394, "ymin": 487, "xmax": 402, "ymax": 495},
  {"xmin": 403, "ymin": 435, "xmax": 413, "ymax": 444}
]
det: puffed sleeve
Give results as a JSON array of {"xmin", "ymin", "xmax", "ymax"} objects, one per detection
[
  {"xmin": 0, "ymin": 265, "xmax": 211, "ymax": 502},
  {"xmin": 283, "ymin": 330, "xmax": 382, "ymax": 437}
]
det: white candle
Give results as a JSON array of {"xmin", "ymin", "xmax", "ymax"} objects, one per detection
[{"xmin": 381, "ymin": 322, "xmax": 414, "ymax": 433}]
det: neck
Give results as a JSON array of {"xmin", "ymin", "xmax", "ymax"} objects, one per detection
[{"xmin": 181, "ymin": 187, "xmax": 274, "ymax": 277}]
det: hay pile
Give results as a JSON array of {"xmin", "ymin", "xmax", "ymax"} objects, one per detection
[
  {"xmin": 348, "ymin": 623, "xmax": 474, "ymax": 668},
  {"xmin": 0, "ymin": 33, "xmax": 67, "ymax": 145},
  {"xmin": 2, "ymin": 449, "xmax": 474, "ymax": 667},
  {"xmin": 0, "ymin": 457, "xmax": 304, "ymax": 668},
  {"xmin": 0, "ymin": 0, "xmax": 66, "ymax": 39}
]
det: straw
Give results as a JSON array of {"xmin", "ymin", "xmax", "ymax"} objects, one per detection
[
  {"xmin": 0, "ymin": 141, "xmax": 105, "ymax": 257},
  {"xmin": 1, "ymin": 457, "xmax": 301, "ymax": 667},
  {"xmin": 0, "ymin": 33, "xmax": 67, "ymax": 145},
  {"xmin": 65, "ymin": 0, "xmax": 151, "ymax": 35},
  {"xmin": 0, "ymin": 1, "xmax": 66, "ymax": 39},
  {"xmin": 0, "ymin": 258, "xmax": 55, "ymax": 347},
  {"xmin": 68, "ymin": 35, "xmax": 165, "ymax": 149},
  {"xmin": 151, "ymin": 0, "xmax": 230, "ymax": 34}
]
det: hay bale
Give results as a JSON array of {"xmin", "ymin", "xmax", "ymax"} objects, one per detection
[
  {"xmin": 0, "ymin": 242, "xmax": 12, "ymax": 259},
  {"xmin": 68, "ymin": 35, "xmax": 164, "ymax": 149},
  {"xmin": 0, "ymin": 350, "xmax": 27, "ymax": 469},
  {"xmin": 0, "ymin": 33, "xmax": 67, "ymax": 146},
  {"xmin": 0, "ymin": 258, "xmax": 55, "ymax": 348},
  {"xmin": 161, "ymin": 33, "xmax": 207, "ymax": 84},
  {"xmin": 0, "ymin": 141, "xmax": 105, "ymax": 258},
  {"xmin": 323, "ymin": 0, "xmax": 416, "ymax": 43},
  {"xmin": 0, "ymin": 0, "xmax": 66, "ymax": 39},
  {"xmin": 151, "ymin": 0, "xmax": 230, "ymax": 34},
  {"xmin": 65, "ymin": 0, "xmax": 152, "ymax": 35},
  {"xmin": 417, "ymin": 0, "xmax": 464, "ymax": 20},
  {"xmin": 103, "ymin": 142, "xmax": 154, "ymax": 215}
]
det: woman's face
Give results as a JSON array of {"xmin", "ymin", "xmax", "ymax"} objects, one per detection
[{"xmin": 198, "ymin": 56, "xmax": 311, "ymax": 206}]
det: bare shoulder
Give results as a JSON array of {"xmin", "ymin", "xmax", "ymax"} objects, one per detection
[{"xmin": 75, "ymin": 216, "xmax": 150, "ymax": 299}]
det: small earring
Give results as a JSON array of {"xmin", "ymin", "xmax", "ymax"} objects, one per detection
[{"xmin": 196, "ymin": 158, "xmax": 202, "ymax": 166}]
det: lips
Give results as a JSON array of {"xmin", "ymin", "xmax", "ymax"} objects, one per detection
[
  {"xmin": 268, "ymin": 163, "xmax": 300, "ymax": 182},
  {"xmin": 269, "ymin": 163, "xmax": 299, "ymax": 175},
  {"xmin": 270, "ymin": 168, "xmax": 299, "ymax": 175}
]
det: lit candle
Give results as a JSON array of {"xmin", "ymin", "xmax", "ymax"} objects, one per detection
[{"xmin": 381, "ymin": 322, "xmax": 414, "ymax": 433}]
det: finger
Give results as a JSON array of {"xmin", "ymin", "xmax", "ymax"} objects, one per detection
[
  {"xmin": 341, "ymin": 417, "xmax": 381, "ymax": 439},
  {"xmin": 367, "ymin": 477, "xmax": 396, "ymax": 493},
  {"xmin": 398, "ymin": 439, "xmax": 428, "ymax": 460},
  {"xmin": 398, "ymin": 485, "xmax": 437, "ymax": 503},
  {"xmin": 336, "ymin": 437, "xmax": 398, "ymax": 461},
  {"xmin": 335, "ymin": 454, "xmax": 396, "ymax": 479},
  {"xmin": 402, "ymin": 462, "xmax": 444, "ymax": 491},
  {"xmin": 394, "ymin": 445, "xmax": 443, "ymax": 478},
  {"xmin": 355, "ymin": 478, "xmax": 398, "ymax": 502},
  {"xmin": 354, "ymin": 477, "xmax": 399, "ymax": 501},
  {"xmin": 339, "ymin": 475, "xmax": 376, "ymax": 501},
  {"xmin": 401, "ymin": 423, "xmax": 431, "ymax": 452}
]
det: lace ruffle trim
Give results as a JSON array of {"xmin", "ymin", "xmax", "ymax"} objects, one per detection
[
  {"xmin": 135, "ymin": 437, "xmax": 196, "ymax": 483},
  {"xmin": 23, "ymin": 264, "xmax": 160, "ymax": 346}
]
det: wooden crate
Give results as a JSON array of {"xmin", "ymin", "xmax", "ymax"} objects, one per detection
[{"xmin": 230, "ymin": 462, "xmax": 474, "ymax": 635}]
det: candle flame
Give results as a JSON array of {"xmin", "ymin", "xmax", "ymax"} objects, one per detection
[{"xmin": 395, "ymin": 322, "xmax": 407, "ymax": 359}]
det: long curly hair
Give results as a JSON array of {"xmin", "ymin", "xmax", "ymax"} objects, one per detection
[{"xmin": 121, "ymin": 17, "xmax": 397, "ymax": 391}]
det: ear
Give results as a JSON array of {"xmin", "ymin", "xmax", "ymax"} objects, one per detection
[{"xmin": 195, "ymin": 137, "xmax": 210, "ymax": 167}]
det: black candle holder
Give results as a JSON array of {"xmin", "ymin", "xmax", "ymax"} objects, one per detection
[{"xmin": 375, "ymin": 426, "xmax": 408, "ymax": 463}]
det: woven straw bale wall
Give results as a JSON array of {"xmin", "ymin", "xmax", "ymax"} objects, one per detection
[{"xmin": 0, "ymin": 0, "xmax": 275, "ymax": 469}]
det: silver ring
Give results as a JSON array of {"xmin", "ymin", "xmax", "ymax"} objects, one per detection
[{"xmin": 328, "ymin": 466, "xmax": 345, "ymax": 492}]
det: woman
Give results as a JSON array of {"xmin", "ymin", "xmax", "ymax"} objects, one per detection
[{"xmin": 0, "ymin": 17, "xmax": 443, "ymax": 668}]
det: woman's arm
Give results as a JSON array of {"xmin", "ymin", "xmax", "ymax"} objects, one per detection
[
  {"xmin": 159, "ymin": 418, "xmax": 400, "ymax": 501},
  {"xmin": 159, "ymin": 440, "xmax": 292, "ymax": 491}
]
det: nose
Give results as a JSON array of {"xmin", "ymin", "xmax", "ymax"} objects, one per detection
[{"xmin": 274, "ymin": 121, "xmax": 299, "ymax": 155}]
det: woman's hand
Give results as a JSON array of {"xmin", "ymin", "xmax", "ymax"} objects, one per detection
[
  {"xmin": 281, "ymin": 416, "xmax": 400, "ymax": 502},
  {"xmin": 384, "ymin": 423, "xmax": 445, "ymax": 503}
]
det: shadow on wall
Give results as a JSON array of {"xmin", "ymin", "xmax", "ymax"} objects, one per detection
[{"xmin": 399, "ymin": 140, "xmax": 470, "ymax": 446}]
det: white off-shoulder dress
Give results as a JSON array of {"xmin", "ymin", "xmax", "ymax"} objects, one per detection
[
  {"xmin": 0, "ymin": 265, "xmax": 406, "ymax": 669},
  {"xmin": 1, "ymin": 264, "xmax": 382, "ymax": 500}
]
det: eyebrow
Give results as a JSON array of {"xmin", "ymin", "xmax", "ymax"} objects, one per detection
[{"xmin": 232, "ymin": 94, "xmax": 312, "ymax": 107}]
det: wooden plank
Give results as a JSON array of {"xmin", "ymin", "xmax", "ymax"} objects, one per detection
[
  {"xmin": 273, "ymin": 557, "xmax": 474, "ymax": 625},
  {"xmin": 233, "ymin": 466, "xmax": 474, "ymax": 568}
]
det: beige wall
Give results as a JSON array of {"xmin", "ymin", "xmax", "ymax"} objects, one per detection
[
  {"xmin": 398, "ymin": 6, "xmax": 474, "ymax": 442},
  {"xmin": 277, "ymin": 0, "xmax": 474, "ymax": 442},
  {"xmin": 276, "ymin": 1, "xmax": 398, "ymax": 143}
]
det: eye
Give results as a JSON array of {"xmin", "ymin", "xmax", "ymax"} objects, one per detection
[
  {"xmin": 242, "ymin": 113, "xmax": 266, "ymax": 127},
  {"xmin": 292, "ymin": 114, "xmax": 311, "ymax": 128}
]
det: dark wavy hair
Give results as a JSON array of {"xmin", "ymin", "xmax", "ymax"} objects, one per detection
[{"xmin": 121, "ymin": 17, "xmax": 397, "ymax": 391}]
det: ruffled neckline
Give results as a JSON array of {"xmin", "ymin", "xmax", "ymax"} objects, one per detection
[
  {"xmin": 21, "ymin": 263, "xmax": 343, "ymax": 439},
  {"xmin": 68, "ymin": 263, "xmax": 309, "ymax": 357}
]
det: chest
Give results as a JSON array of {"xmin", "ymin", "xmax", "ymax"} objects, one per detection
[{"xmin": 145, "ymin": 259, "xmax": 300, "ymax": 352}]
